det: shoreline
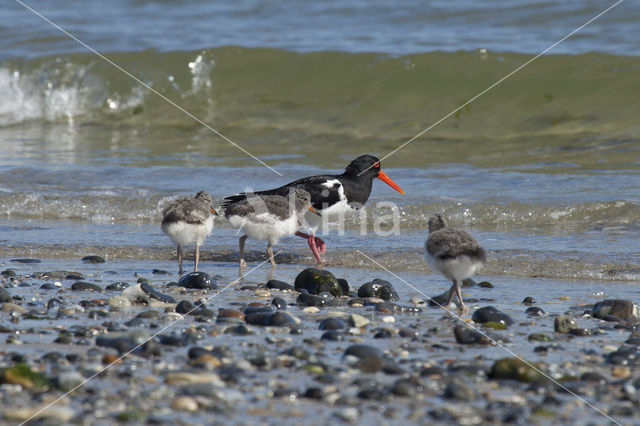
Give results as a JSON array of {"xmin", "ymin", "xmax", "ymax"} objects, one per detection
[{"xmin": 1, "ymin": 242, "xmax": 639, "ymax": 283}]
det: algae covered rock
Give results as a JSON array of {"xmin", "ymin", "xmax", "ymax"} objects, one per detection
[
  {"xmin": 0, "ymin": 363, "xmax": 51, "ymax": 391},
  {"xmin": 294, "ymin": 268, "xmax": 342, "ymax": 296},
  {"xmin": 490, "ymin": 357, "xmax": 545, "ymax": 383}
]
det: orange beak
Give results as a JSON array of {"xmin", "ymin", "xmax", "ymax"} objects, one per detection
[
  {"xmin": 210, "ymin": 207, "xmax": 218, "ymax": 216},
  {"xmin": 308, "ymin": 205, "xmax": 321, "ymax": 216},
  {"xmin": 376, "ymin": 170, "xmax": 405, "ymax": 194}
]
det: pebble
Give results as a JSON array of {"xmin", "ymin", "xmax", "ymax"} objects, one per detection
[
  {"xmin": 52, "ymin": 371, "xmax": 86, "ymax": 391},
  {"xmin": 525, "ymin": 306, "xmax": 545, "ymax": 316},
  {"xmin": 71, "ymin": 281, "xmax": 103, "ymax": 292},
  {"xmin": 391, "ymin": 377, "xmax": 424, "ymax": 397},
  {"xmin": 106, "ymin": 282, "xmax": 129, "ymax": 291},
  {"xmin": 266, "ymin": 279, "xmax": 294, "ymax": 291},
  {"xmin": 522, "ymin": 296, "xmax": 536, "ymax": 305},
  {"xmin": 218, "ymin": 309, "xmax": 245, "ymax": 321},
  {"xmin": 81, "ymin": 255, "xmax": 105, "ymax": 263},
  {"xmin": 611, "ymin": 366, "xmax": 630, "ymax": 379},
  {"xmin": 528, "ymin": 333, "xmax": 553, "ymax": 342},
  {"xmin": 11, "ymin": 258, "xmax": 41, "ymax": 264},
  {"xmin": 254, "ymin": 288, "xmax": 270, "ymax": 298},
  {"xmin": 1, "ymin": 269, "xmax": 17, "ymax": 278},
  {"xmin": 4, "ymin": 406, "xmax": 75, "ymax": 422},
  {"xmin": 0, "ymin": 287, "xmax": 12, "ymax": 303},
  {"xmin": 296, "ymin": 291, "xmax": 327, "ymax": 307},
  {"xmin": 0, "ymin": 363, "xmax": 51, "ymax": 390},
  {"xmin": 472, "ymin": 306, "xmax": 514, "ymax": 326},
  {"xmin": 224, "ymin": 325, "xmax": 253, "ymax": 335},
  {"xmin": 294, "ymin": 268, "xmax": 343, "ymax": 296},
  {"xmin": 165, "ymin": 372, "xmax": 224, "ymax": 386},
  {"xmin": 321, "ymin": 331, "xmax": 344, "ymax": 341},
  {"xmin": 554, "ymin": 315, "xmax": 578, "ymax": 333},
  {"xmin": 454, "ymin": 325, "xmax": 492, "ymax": 345},
  {"xmin": 271, "ymin": 296, "xmax": 287, "ymax": 310},
  {"xmin": 335, "ymin": 407, "xmax": 359, "ymax": 423},
  {"xmin": 337, "ymin": 278, "xmax": 350, "ymax": 295},
  {"xmin": 269, "ymin": 311, "xmax": 297, "ymax": 327},
  {"xmin": 175, "ymin": 300, "xmax": 196, "ymax": 314},
  {"xmin": 568, "ymin": 327, "xmax": 592, "ymax": 337},
  {"xmin": 592, "ymin": 299, "xmax": 639, "ymax": 321},
  {"xmin": 140, "ymin": 281, "xmax": 176, "ymax": 303},
  {"xmin": 490, "ymin": 357, "xmax": 544, "ymax": 383},
  {"xmin": 1, "ymin": 303, "xmax": 28, "ymax": 315},
  {"xmin": 348, "ymin": 313, "xmax": 370, "ymax": 328},
  {"xmin": 344, "ymin": 344, "xmax": 383, "ymax": 359},
  {"xmin": 319, "ymin": 317, "xmax": 349, "ymax": 330},
  {"xmin": 357, "ymin": 278, "xmax": 399, "ymax": 301},
  {"xmin": 373, "ymin": 328, "xmax": 393, "ymax": 339},
  {"xmin": 171, "ymin": 396, "xmax": 199, "ymax": 411},
  {"xmin": 607, "ymin": 345, "xmax": 640, "ymax": 366},
  {"xmin": 428, "ymin": 291, "xmax": 459, "ymax": 308},
  {"xmin": 444, "ymin": 380, "xmax": 476, "ymax": 401},
  {"xmin": 178, "ymin": 271, "xmax": 217, "ymax": 289}
]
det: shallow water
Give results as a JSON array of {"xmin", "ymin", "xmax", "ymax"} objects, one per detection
[{"xmin": 1, "ymin": 161, "xmax": 638, "ymax": 282}]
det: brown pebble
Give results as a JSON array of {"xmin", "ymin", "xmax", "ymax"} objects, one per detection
[
  {"xmin": 218, "ymin": 309, "xmax": 245, "ymax": 321},
  {"xmin": 191, "ymin": 354, "xmax": 221, "ymax": 368},
  {"xmin": 102, "ymin": 354, "xmax": 122, "ymax": 365},
  {"xmin": 248, "ymin": 302, "xmax": 266, "ymax": 307},
  {"xmin": 355, "ymin": 355, "xmax": 383, "ymax": 373},
  {"xmin": 612, "ymin": 366, "xmax": 630, "ymax": 379}
]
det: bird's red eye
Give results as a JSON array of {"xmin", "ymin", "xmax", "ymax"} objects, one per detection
[{"xmin": 373, "ymin": 162, "xmax": 380, "ymax": 168}]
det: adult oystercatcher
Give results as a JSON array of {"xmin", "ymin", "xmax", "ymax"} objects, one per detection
[
  {"xmin": 161, "ymin": 191, "xmax": 217, "ymax": 275},
  {"xmin": 424, "ymin": 214, "xmax": 486, "ymax": 314},
  {"xmin": 222, "ymin": 154, "xmax": 404, "ymax": 265},
  {"xmin": 224, "ymin": 187, "xmax": 320, "ymax": 269}
]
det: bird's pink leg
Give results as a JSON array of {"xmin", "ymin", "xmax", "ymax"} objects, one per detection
[{"xmin": 295, "ymin": 231, "xmax": 327, "ymax": 265}]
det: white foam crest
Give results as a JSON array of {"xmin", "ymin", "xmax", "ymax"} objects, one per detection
[
  {"xmin": 0, "ymin": 64, "xmax": 146, "ymax": 126},
  {"xmin": 0, "ymin": 68, "xmax": 43, "ymax": 125},
  {"xmin": 188, "ymin": 52, "xmax": 215, "ymax": 93}
]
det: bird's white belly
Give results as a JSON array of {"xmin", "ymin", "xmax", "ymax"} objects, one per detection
[
  {"xmin": 162, "ymin": 216, "xmax": 214, "ymax": 247},
  {"xmin": 301, "ymin": 199, "xmax": 358, "ymax": 231},
  {"xmin": 424, "ymin": 252, "xmax": 482, "ymax": 282},
  {"xmin": 229, "ymin": 213, "xmax": 298, "ymax": 245}
]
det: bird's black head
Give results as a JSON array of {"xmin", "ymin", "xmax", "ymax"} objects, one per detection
[
  {"xmin": 343, "ymin": 154, "xmax": 404, "ymax": 194},
  {"xmin": 343, "ymin": 154, "xmax": 381, "ymax": 179}
]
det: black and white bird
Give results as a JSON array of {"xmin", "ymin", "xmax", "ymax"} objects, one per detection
[
  {"xmin": 222, "ymin": 154, "xmax": 404, "ymax": 265},
  {"xmin": 224, "ymin": 187, "xmax": 320, "ymax": 269},
  {"xmin": 424, "ymin": 214, "xmax": 486, "ymax": 314},
  {"xmin": 161, "ymin": 191, "xmax": 217, "ymax": 275}
]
